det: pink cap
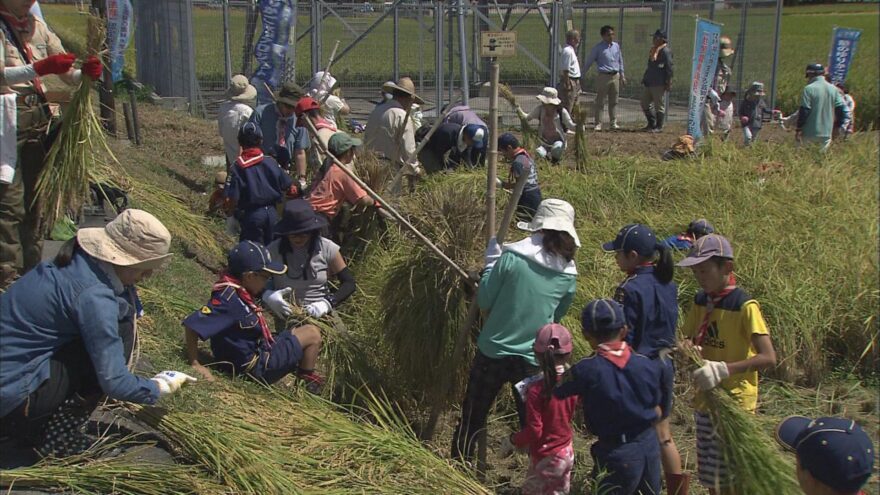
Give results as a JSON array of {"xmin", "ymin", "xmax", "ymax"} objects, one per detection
[{"xmin": 534, "ymin": 323, "xmax": 573, "ymax": 354}]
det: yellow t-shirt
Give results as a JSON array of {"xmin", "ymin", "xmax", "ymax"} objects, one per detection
[{"xmin": 681, "ymin": 288, "xmax": 770, "ymax": 412}]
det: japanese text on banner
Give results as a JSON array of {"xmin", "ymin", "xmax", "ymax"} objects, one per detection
[
  {"xmin": 827, "ymin": 27, "xmax": 861, "ymax": 85},
  {"xmin": 687, "ymin": 18, "xmax": 722, "ymax": 139},
  {"xmin": 253, "ymin": 0, "xmax": 294, "ymax": 101},
  {"xmin": 105, "ymin": 0, "xmax": 132, "ymax": 82}
]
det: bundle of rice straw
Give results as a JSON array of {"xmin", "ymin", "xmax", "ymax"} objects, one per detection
[
  {"xmin": 572, "ymin": 102, "xmax": 589, "ymax": 171},
  {"xmin": 35, "ymin": 15, "xmax": 111, "ymax": 232},
  {"xmin": 685, "ymin": 348, "xmax": 800, "ymax": 494},
  {"xmin": 499, "ymin": 83, "xmax": 537, "ymax": 150}
]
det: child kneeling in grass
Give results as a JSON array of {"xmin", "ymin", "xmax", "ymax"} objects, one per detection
[
  {"xmin": 183, "ymin": 241, "xmax": 324, "ymax": 393},
  {"xmin": 677, "ymin": 234, "xmax": 778, "ymax": 494},
  {"xmin": 555, "ymin": 299, "xmax": 671, "ymax": 494},
  {"xmin": 501, "ymin": 323, "xmax": 579, "ymax": 494}
]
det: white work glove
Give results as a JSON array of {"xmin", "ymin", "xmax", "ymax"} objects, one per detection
[
  {"xmin": 692, "ymin": 360, "xmax": 729, "ymax": 391},
  {"xmin": 0, "ymin": 164, "xmax": 14, "ymax": 184},
  {"xmin": 151, "ymin": 371, "xmax": 197, "ymax": 397},
  {"xmin": 499, "ymin": 434, "xmax": 517, "ymax": 458},
  {"xmin": 495, "ymin": 177, "xmax": 503, "ymax": 188},
  {"xmin": 263, "ymin": 287, "xmax": 294, "ymax": 318},
  {"xmin": 305, "ymin": 299, "xmax": 332, "ymax": 318},
  {"xmin": 484, "ymin": 236, "xmax": 502, "ymax": 271}
]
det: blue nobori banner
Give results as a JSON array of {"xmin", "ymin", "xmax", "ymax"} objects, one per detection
[
  {"xmin": 827, "ymin": 27, "xmax": 861, "ymax": 85},
  {"xmin": 105, "ymin": 0, "xmax": 132, "ymax": 83},
  {"xmin": 687, "ymin": 18, "xmax": 722, "ymax": 140},
  {"xmin": 253, "ymin": 0, "xmax": 295, "ymax": 102}
]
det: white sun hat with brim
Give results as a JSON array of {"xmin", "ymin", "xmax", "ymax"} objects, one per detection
[
  {"xmin": 535, "ymin": 87, "xmax": 562, "ymax": 106},
  {"xmin": 77, "ymin": 209, "xmax": 172, "ymax": 270},
  {"xmin": 516, "ymin": 198, "xmax": 581, "ymax": 247}
]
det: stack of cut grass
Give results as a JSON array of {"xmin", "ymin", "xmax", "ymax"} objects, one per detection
[
  {"xmin": 499, "ymin": 83, "xmax": 537, "ymax": 150},
  {"xmin": 341, "ymin": 150, "xmax": 393, "ymax": 259},
  {"xmin": 571, "ymin": 102, "xmax": 589, "ymax": 172}
]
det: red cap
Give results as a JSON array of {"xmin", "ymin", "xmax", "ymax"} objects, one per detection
[
  {"xmin": 294, "ymin": 96, "xmax": 321, "ymax": 116},
  {"xmin": 534, "ymin": 323, "xmax": 573, "ymax": 354}
]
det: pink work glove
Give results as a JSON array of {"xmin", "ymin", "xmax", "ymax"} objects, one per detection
[{"xmin": 32, "ymin": 53, "xmax": 76, "ymax": 76}]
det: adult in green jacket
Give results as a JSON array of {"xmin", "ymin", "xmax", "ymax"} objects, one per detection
[
  {"xmin": 451, "ymin": 199, "xmax": 579, "ymax": 462},
  {"xmin": 796, "ymin": 63, "xmax": 849, "ymax": 152}
]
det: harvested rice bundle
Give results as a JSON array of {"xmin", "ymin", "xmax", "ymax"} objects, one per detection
[
  {"xmin": 685, "ymin": 349, "xmax": 800, "ymax": 494},
  {"xmin": 572, "ymin": 102, "xmax": 589, "ymax": 171},
  {"xmin": 35, "ymin": 15, "xmax": 113, "ymax": 232},
  {"xmin": 499, "ymin": 83, "xmax": 537, "ymax": 150}
]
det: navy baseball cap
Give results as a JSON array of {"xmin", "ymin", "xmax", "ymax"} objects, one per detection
[
  {"xmin": 677, "ymin": 234, "xmax": 734, "ymax": 267},
  {"xmin": 238, "ymin": 122, "xmax": 263, "ymax": 147},
  {"xmin": 498, "ymin": 132, "xmax": 520, "ymax": 149},
  {"xmin": 464, "ymin": 124, "xmax": 486, "ymax": 150},
  {"xmin": 227, "ymin": 241, "xmax": 286, "ymax": 277},
  {"xmin": 581, "ymin": 298, "xmax": 626, "ymax": 336},
  {"xmin": 602, "ymin": 223, "xmax": 658, "ymax": 257},
  {"xmin": 776, "ymin": 416, "xmax": 875, "ymax": 493},
  {"xmin": 686, "ymin": 218, "xmax": 715, "ymax": 237}
]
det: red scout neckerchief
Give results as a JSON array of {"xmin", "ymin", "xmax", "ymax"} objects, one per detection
[
  {"xmin": 236, "ymin": 147, "xmax": 264, "ymax": 169},
  {"xmin": 626, "ymin": 261, "xmax": 654, "ymax": 276},
  {"xmin": 0, "ymin": 6, "xmax": 45, "ymax": 99},
  {"xmin": 694, "ymin": 273, "xmax": 737, "ymax": 346},
  {"xmin": 597, "ymin": 341, "xmax": 631, "ymax": 369},
  {"xmin": 213, "ymin": 273, "xmax": 275, "ymax": 345},
  {"xmin": 510, "ymin": 147, "xmax": 531, "ymax": 181}
]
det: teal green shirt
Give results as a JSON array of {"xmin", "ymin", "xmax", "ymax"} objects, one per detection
[
  {"xmin": 477, "ymin": 236, "xmax": 577, "ymax": 366},
  {"xmin": 800, "ymin": 76, "xmax": 846, "ymax": 139}
]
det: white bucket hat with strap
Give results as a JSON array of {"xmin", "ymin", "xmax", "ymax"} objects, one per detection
[{"xmin": 77, "ymin": 209, "xmax": 172, "ymax": 269}]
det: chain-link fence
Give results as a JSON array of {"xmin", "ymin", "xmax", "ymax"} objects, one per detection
[{"xmin": 154, "ymin": 0, "xmax": 781, "ymax": 125}]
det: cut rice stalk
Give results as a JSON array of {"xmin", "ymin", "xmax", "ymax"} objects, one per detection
[
  {"xmin": 572, "ymin": 102, "xmax": 589, "ymax": 171},
  {"xmin": 499, "ymin": 83, "xmax": 537, "ymax": 150}
]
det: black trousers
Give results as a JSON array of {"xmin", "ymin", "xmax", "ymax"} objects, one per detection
[
  {"xmin": 0, "ymin": 339, "xmax": 102, "ymax": 447},
  {"xmin": 450, "ymin": 350, "xmax": 539, "ymax": 461}
]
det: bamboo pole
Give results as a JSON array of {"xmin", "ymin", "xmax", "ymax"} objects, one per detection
[
  {"xmin": 317, "ymin": 40, "xmax": 341, "ymax": 105},
  {"xmin": 301, "ymin": 117, "xmax": 472, "ymax": 283}
]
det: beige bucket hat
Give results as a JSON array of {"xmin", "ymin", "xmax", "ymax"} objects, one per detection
[
  {"xmin": 516, "ymin": 198, "xmax": 581, "ymax": 247},
  {"xmin": 719, "ymin": 36, "xmax": 735, "ymax": 58},
  {"xmin": 381, "ymin": 77, "xmax": 425, "ymax": 105},
  {"xmin": 536, "ymin": 87, "xmax": 561, "ymax": 106},
  {"xmin": 77, "ymin": 209, "xmax": 172, "ymax": 269},
  {"xmin": 227, "ymin": 74, "xmax": 257, "ymax": 102}
]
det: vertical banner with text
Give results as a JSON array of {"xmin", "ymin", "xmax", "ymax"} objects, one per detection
[
  {"xmin": 827, "ymin": 27, "xmax": 861, "ymax": 85},
  {"xmin": 253, "ymin": 0, "xmax": 295, "ymax": 105},
  {"xmin": 105, "ymin": 0, "xmax": 133, "ymax": 82},
  {"xmin": 687, "ymin": 18, "xmax": 722, "ymax": 139}
]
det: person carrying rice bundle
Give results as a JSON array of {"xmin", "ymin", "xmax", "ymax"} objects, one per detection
[
  {"xmin": 451, "ymin": 199, "xmax": 578, "ymax": 464},
  {"xmin": 0, "ymin": 210, "xmax": 195, "ymax": 461},
  {"xmin": 677, "ymin": 234, "xmax": 778, "ymax": 493},
  {"xmin": 554, "ymin": 298, "xmax": 672, "ymax": 495},
  {"xmin": 183, "ymin": 240, "xmax": 325, "ymax": 393},
  {"xmin": 516, "ymin": 87, "xmax": 577, "ymax": 164}
]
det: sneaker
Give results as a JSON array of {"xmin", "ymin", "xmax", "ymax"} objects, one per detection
[
  {"xmin": 593, "ymin": 123, "xmax": 602, "ymax": 131},
  {"xmin": 611, "ymin": 122, "xmax": 620, "ymax": 130},
  {"xmin": 297, "ymin": 371, "xmax": 325, "ymax": 395}
]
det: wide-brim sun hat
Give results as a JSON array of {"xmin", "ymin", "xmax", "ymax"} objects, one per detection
[
  {"xmin": 516, "ymin": 198, "xmax": 581, "ymax": 247},
  {"xmin": 275, "ymin": 82, "xmax": 305, "ymax": 107},
  {"xmin": 275, "ymin": 199, "xmax": 329, "ymax": 236},
  {"xmin": 77, "ymin": 209, "xmax": 172, "ymax": 270},
  {"xmin": 536, "ymin": 87, "xmax": 561, "ymax": 106},
  {"xmin": 719, "ymin": 36, "xmax": 735, "ymax": 58},
  {"xmin": 227, "ymin": 74, "xmax": 257, "ymax": 102},
  {"xmin": 381, "ymin": 77, "xmax": 425, "ymax": 105}
]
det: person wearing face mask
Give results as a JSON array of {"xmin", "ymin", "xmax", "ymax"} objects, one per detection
[{"xmin": 0, "ymin": 210, "xmax": 195, "ymax": 460}]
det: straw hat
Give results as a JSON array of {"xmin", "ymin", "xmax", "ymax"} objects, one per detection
[
  {"xmin": 227, "ymin": 74, "xmax": 257, "ymax": 102},
  {"xmin": 719, "ymin": 36, "xmax": 735, "ymax": 58},
  {"xmin": 381, "ymin": 77, "xmax": 425, "ymax": 105},
  {"xmin": 536, "ymin": 87, "xmax": 561, "ymax": 106},
  {"xmin": 214, "ymin": 170, "xmax": 228, "ymax": 186},
  {"xmin": 77, "ymin": 209, "xmax": 172, "ymax": 269}
]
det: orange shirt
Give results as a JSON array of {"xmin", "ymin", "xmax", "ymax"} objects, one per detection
[{"xmin": 307, "ymin": 162, "xmax": 368, "ymax": 220}]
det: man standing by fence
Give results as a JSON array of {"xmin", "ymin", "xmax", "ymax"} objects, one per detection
[
  {"xmin": 557, "ymin": 30, "xmax": 581, "ymax": 116},
  {"xmin": 640, "ymin": 29, "xmax": 673, "ymax": 132},
  {"xmin": 584, "ymin": 25, "xmax": 625, "ymax": 131}
]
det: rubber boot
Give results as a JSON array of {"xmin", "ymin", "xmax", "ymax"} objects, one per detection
[
  {"xmin": 642, "ymin": 110, "xmax": 656, "ymax": 131},
  {"xmin": 666, "ymin": 472, "xmax": 690, "ymax": 495},
  {"xmin": 654, "ymin": 111, "xmax": 666, "ymax": 132},
  {"xmin": 35, "ymin": 395, "xmax": 96, "ymax": 458}
]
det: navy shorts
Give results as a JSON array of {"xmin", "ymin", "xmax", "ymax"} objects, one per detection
[
  {"xmin": 252, "ymin": 331, "xmax": 304, "ymax": 384},
  {"xmin": 658, "ymin": 353, "xmax": 674, "ymax": 418},
  {"xmin": 591, "ymin": 427, "xmax": 661, "ymax": 495}
]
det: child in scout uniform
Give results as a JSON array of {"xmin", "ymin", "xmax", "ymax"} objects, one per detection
[
  {"xmin": 498, "ymin": 133, "xmax": 542, "ymax": 222},
  {"xmin": 776, "ymin": 416, "xmax": 875, "ymax": 495},
  {"xmin": 662, "ymin": 218, "xmax": 715, "ymax": 251},
  {"xmin": 602, "ymin": 224, "xmax": 687, "ymax": 494},
  {"xmin": 183, "ymin": 241, "xmax": 324, "ymax": 392},
  {"xmin": 501, "ymin": 323, "xmax": 579, "ymax": 495},
  {"xmin": 225, "ymin": 122, "xmax": 294, "ymax": 245},
  {"xmin": 739, "ymin": 81, "xmax": 771, "ymax": 146},
  {"xmin": 555, "ymin": 299, "xmax": 671, "ymax": 495},
  {"xmin": 677, "ymin": 234, "xmax": 778, "ymax": 493}
]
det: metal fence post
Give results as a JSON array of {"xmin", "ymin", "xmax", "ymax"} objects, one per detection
[
  {"xmin": 393, "ymin": 2, "xmax": 400, "ymax": 81},
  {"xmin": 549, "ymin": 0, "xmax": 560, "ymax": 88},
  {"xmin": 580, "ymin": 4, "xmax": 588, "ymax": 76},
  {"xmin": 222, "ymin": 0, "xmax": 232, "ymax": 83},
  {"xmin": 662, "ymin": 0, "xmax": 673, "ymax": 113},
  {"xmin": 769, "ymin": 0, "xmax": 783, "ymax": 111},
  {"xmin": 311, "ymin": 0, "xmax": 321, "ymax": 75},
  {"xmin": 435, "ymin": 1, "xmax": 444, "ymax": 114},
  {"xmin": 457, "ymin": 0, "xmax": 470, "ymax": 105},
  {"xmin": 733, "ymin": 0, "xmax": 750, "ymax": 95},
  {"xmin": 283, "ymin": 0, "xmax": 297, "ymax": 84},
  {"xmin": 448, "ymin": 3, "xmax": 455, "ymax": 102}
]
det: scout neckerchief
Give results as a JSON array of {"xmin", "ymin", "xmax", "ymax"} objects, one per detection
[
  {"xmin": 694, "ymin": 273, "xmax": 737, "ymax": 346},
  {"xmin": 650, "ymin": 43, "xmax": 667, "ymax": 62},
  {"xmin": 236, "ymin": 147, "xmax": 264, "ymax": 169},
  {"xmin": 597, "ymin": 341, "xmax": 631, "ymax": 369},
  {"xmin": 509, "ymin": 147, "xmax": 532, "ymax": 183},
  {"xmin": 626, "ymin": 261, "xmax": 654, "ymax": 276},
  {"xmin": 213, "ymin": 272, "xmax": 275, "ymax": 345},
  {"xmin": 0, "ymin": 8, "xmax": 45, "ymax": 101}
]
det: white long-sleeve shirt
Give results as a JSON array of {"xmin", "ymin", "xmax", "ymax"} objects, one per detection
[
  {"xmin": 217, "ymin": 100, "xmax": 254, "ymax": 165},
  {"xmin": 364, "ymin": 99, "xmax": 417, "ymax": 165}
]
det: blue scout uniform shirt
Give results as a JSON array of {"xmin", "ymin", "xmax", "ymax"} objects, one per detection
[
  {"xmin": 225, "ymin": 154, "xmax": 293, "ymax": 211},
  {"xmin": 510, "ymin": 150, "xmax": 540, "ymax": 193},
  {"xmin": 248, "ymin": 103, "xmax": 311, "ymax": 158},
  {"xmin": 183, "ymin": 286, "xmax": 266, "ymax": 372},
  {"xmin": 614, "ymin": 265, "xmax": 678, "ymax": 358},
  {"xmin": 554, "ymin": 352, "xmax": 670, "ymax": 441},
  {"xmin": 425, "ymin": 123, "xmax": 461, "ymax": 156}
]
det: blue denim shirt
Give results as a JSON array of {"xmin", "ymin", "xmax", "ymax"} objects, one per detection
[
  {"xmin": 248, "ymin": 103, "xmax": 311, "ymax": 158},
  {"xmin": 0, "ymin": 250, "xmax": 159, "ymax": 417}
]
